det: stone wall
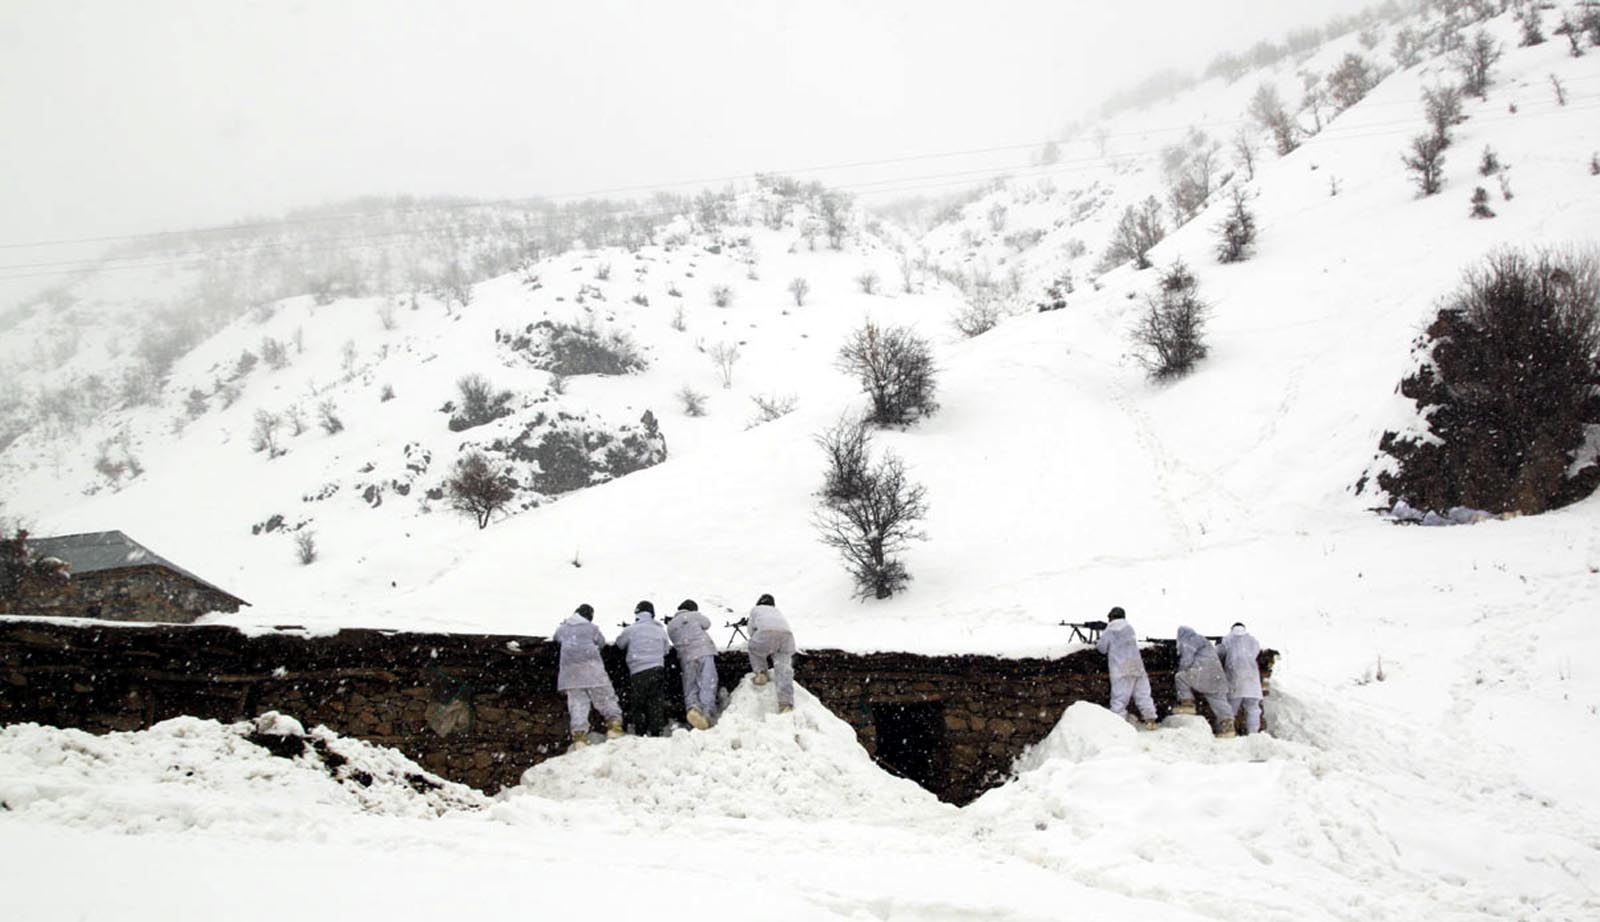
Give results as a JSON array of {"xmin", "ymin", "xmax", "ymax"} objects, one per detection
[
  {"xmin": 0, "ymin": 619, "xmax": 1273, "ymax": 805},
  {"xmin": 23, "ymin": 568, "xmax": 243, "ymax": 623}
]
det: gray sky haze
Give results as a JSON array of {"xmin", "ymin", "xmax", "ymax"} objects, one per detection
[{"xmin": 0, "ymin": 0, "xmax": 1378, "ymax": 250}]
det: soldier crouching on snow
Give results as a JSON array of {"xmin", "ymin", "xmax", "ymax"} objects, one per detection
[
  {"xmin": 1096, "ymin": 606, "xmax": 1159, "ymax": 729},
  {"xmin": 1173, "ymin": 625, "xmax": 1235, "ymax": 736},
  {"xmin": 667, "ymin": 599, "xmax": 718, "ymax": 729},
  {"xmin": 616, "ymin": 600, "xmax": 672, "ymax": 737},
  {"xmin": 746, "ymin": 593, "xmax": 796, "ymax": 713},
  {"xmin": 554, "ymin": 603, "xmax": 624, "ymax": 750},
  {"xmin": 1219, "ymin": 622, "xmax": 1264, "ymax": 735}
]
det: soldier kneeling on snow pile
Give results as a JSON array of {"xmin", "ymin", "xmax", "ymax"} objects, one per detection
[{"xmin": 746, "ymin": 593, "xmax": 796, "ymax": 714}]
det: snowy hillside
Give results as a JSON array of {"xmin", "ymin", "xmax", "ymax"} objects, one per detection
[{"xmin": 4, "ymin": 2, "xmax": 1600, "ymax": 919}]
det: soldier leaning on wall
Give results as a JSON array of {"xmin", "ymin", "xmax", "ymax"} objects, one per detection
[
  {"xmin": 554, "ymin": 603, "xmax": 624, "ymax": 750},
  {"xmin": 667, "ymin": 599, "xmax": 718, "ymax": 730},
  {"xmin": 1096, "ymin": 606, "xmax": 1159, "ymax": 730},
  {"xmin": 1219, "ymin": 622, "xmax": 1264, "ymax": 736},
  {"xmin": 616, "ymin": 600, "xmax": 672, "ymax": 737}
]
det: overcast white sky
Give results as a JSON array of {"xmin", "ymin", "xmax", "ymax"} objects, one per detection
[{"xmin": 0, "ymin": 0, "xmax": 1375, "ymax": 252}]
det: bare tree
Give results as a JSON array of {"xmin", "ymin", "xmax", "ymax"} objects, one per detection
[
  {"xmin": 447, "ymin": 451, "xmax": 515, "ymax": 529},
  {"xmin": 708, "ymin": 341, "xmax": 741, "ymax": 389},
  {"xmin": 815, "ymin": 449, "xmax": 929, "ymax": 600},
  {"xmin": 1099, "ymin": 196, "xmax": 1166, "ymax": 271},
  {"xmin": 1232, "ymin": 126, "xmax": 1258, "ymax": 181},
  {"xmin": 1393, "ymin": 26, "xmax": 1424, "ymax": 68},
  {"xmin": 1132, "ymin": 261, "xmax": 1209, "ymax": 380},
  {"xmin": 1215, "ymin": 186, "xmax": 1257, "ymax": 264},
  {"xmin": 1402, "ymin": 133, "xmax": 1447, "ymax": 196},
  {"xmin": 1422, "ymin": 84, "xmax": 1465, "ymax": 148},
  {"xmin": 317, "ymin": 399, "xmax": 344, "ymax": 434},
  {"xmin": 787, "ymin": 276, "xmax": 810, "ymax": 306},
  {"xmin": 836, "ymin": 321, "xmax": 938, "ymax": 425},
  {"xmin": 818, "ymin": 190, "xmax": 852, "ymax": 249},
  {"xmin": 1455, "ymin": 28, "xmax": 1503, "ymax": 98},
  {"xmin": 1327, "ymin": 53, "xmax": 1378, "ymax": 111},
  {"xmin": 1249, "ymin": 84, "xmax": 1299, "ymax": 155},
  {"xmin": 294, "ymin": 531, "xmax": 317, "ymax": 565},
  {"xmin": 251, "ymin": 409, "xmax": 284, "ymax": 457},
  {"xmin": 855, "ymin": 271, "xmax": 881, "ymax": 295}
]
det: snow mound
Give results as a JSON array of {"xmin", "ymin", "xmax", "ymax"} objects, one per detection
[
  {"xmin": 1012, "ymin": 701, "xmax": 1141, "ymax": 772},
  {"xmin": 503, "ymin": 677, "xmax": 949, "ymax": 823},
  {"xmin": 963, "ymin": 689, "xmax": 1600, "ymax": 921},
  {"xmin": 0, "ymin": 713, "xmax": 486, "ymax": 834}
]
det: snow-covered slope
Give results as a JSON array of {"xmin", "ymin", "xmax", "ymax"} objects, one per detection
[{"xmin": 4, "ymin": 4, "xmax": 1600, "ymax": 920}]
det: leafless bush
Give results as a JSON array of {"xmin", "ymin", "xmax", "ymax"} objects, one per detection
[
  {"xmin": 294, "ymin": 531, "xmax": 317, "ymax": 565},
  {"xmin": 1249, "ymin": 84, "xmax": 1298, "ymax": 155},
  {"xmin": 1099, "ymin": 196, "xmax": 1166, "ymax": 271},
  {"xmin": 1402, "ymin": 133, "xmax": 1447, "ymax": 196},
  {"xmin": 1132, "ymin": 261, "xmax": 1209, "ymax": 380},
  {"xmin": 749, "ymin": 392, "xmax": 798, "ymax": 425},
  {"xmin": 1454, "ymin": 28, "xmax": 1502, "ymax": 98},
  {"xmin": 711, "ymin": 284, "xmax": 734, "ymax": 308},
  {"xmin": 1215, "ymin": 185, "xmax": 1257, "ymax": 264},
  {"xmin": 450, "ymin": 373, "xmax": 514, "ymax": 431},
  {"xmin": 251, "ymin": 409, "xmax": 284, "ymax": 457},
  {"xmin": 814, "ymin": 440, "xmax": 928, "ymax": 600},
  {"xmin": 837, "ymin": 321, "xmax": 938, "ymax": 425},
  {"xmin": 1423, "ymin": 84, "xmax": 1465, "ymax": 147},
  {"xmin": 678, "ymin": 385, "xmax": 707, "ymax": 417},
  {"xmin": 708, "ymin": 341, "xmax": 741, "ymax": 388},
  {"xmin": 670, "ymin": 303, "xmax": 687, "ymax": 332},
  {"xmin": 952, "ymin": 298, "xmax": 1000, "ymax": 338},
  {"xmin": 788, "ymin": 277, "xmax": 810, "ymax": 306},
  {"xmin": 855, "ymin": 271, "xmax": 880, "ymax": 295},
  {"xmin": 317, "ymin": 399, "xmax": 344, "ymax": 434}
]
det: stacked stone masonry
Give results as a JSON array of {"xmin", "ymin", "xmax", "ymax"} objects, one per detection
[{"xmin": 0, "ymin": 620, "xmax": 1274, "ymax": 805}]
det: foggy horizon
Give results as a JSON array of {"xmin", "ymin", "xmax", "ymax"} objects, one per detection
[{"xmin": 2, "ymin": 0, "xmax": 1378, "ymax": 260}]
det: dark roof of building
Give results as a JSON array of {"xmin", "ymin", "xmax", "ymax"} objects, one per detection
[{"xmin": 28, "ymin": 531, "xmax": 249, "ymax": 607}]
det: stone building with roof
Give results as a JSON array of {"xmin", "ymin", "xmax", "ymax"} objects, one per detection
[{"xmin": 20, "ymin": 531, "xmax": 248, "ymax": 623}]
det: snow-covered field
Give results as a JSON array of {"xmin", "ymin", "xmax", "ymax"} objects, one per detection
[{"xmin": 4, "ymin": 4, "xmax": 1600, "ymax": 920}]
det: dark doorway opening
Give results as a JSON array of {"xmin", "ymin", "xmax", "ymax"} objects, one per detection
[{"xmin": 871, "ymin": 701, "xmax": 948, "ymax": 797}]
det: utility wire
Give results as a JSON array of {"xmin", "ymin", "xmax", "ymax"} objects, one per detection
[
  {"xmin": 5, "ymin": 68, "xmax": 1596, "ymax": 256},
  {"xmin": 2, "ymin": 94, "xmax": 1595, "ymax": 283}
]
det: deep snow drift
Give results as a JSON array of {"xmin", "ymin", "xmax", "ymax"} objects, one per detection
[{"xmin": 4, "ymin": 4, "xmax": 1600, "ymax": 921}]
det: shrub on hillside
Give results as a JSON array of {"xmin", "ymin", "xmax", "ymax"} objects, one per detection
[
  {"xmin": 1454, "ymin": 28, "xmax": 1502, "ymax": 98},
  {"xmin": 1132, "ymin": 261, "xmax": 1209, "ymax": 380},
  {"xmin": 836, "ymin": 321, "xmax": 938, "ymax": 426},
  {"xmin": 503, "ymin": 319, "xmax": 646, "ymax": 377},
  {"xmin": 449, "ymin": 374, "xmax": 514, "ymax": 432},
  {"xmin": 446, "ymin": 451, "xmax": 516, "ymax": 529},
  {"xmin": 1402, "ymin": 133, "xmax": 1447, "ymax": 196},
  {"xmin": 1376, "ymin": 248, "xmax": 1600, "ymax": 515},
  {"xmin": 1422, "ymin": 84, "xmax": 1465, "ymax": 148},
  {"xmin": 1098, "ymin": 196, "xmax": 1166, "ymax": 272},
  {"xmin": 813, "ymin": 426, "xmax": 928, "ymax": 601},
  {"xmin": 1249, "ymin": 84, "xmax": 1298, "ymax": 156},
  {"xmin": 1327, "ymin": 53, "xmax": 1379, "ymax": 111},
  {"xmin": 497, "ymin": 411, "xmax": 668, "ymax": 496},
  {"xmin": 1214, "ymin": 186, "xmax": 1257, "ymax": 264}
]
